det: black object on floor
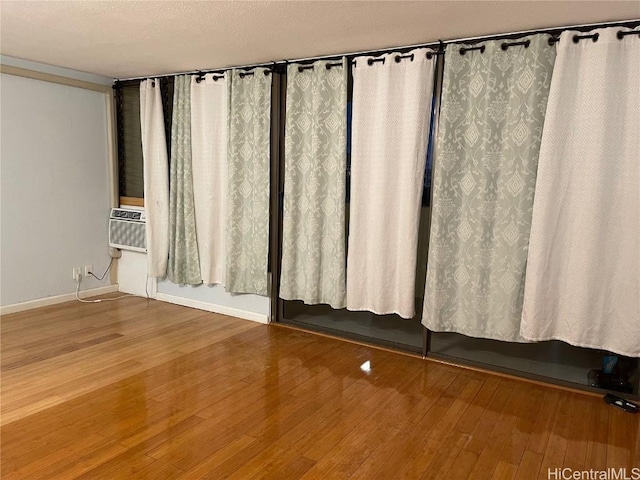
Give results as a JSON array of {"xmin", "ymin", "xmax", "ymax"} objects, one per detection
[
  {"xmin": 588, "ymin": 369, "xmax": 634, "ymax": 394},
  {"xmin": 603, "ymin": 393, "xmax": 639, "ymax": 413}
]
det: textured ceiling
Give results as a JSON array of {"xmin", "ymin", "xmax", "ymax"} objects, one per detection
[{"xmin": 1, "ymin": 1, "xmax": 639, "ymax": 79}]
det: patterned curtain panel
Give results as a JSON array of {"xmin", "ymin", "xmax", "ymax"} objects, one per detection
[
  {"xmin": 423, "ymin": 36, "xmax": 556, "ymax": 341},
  {"xmin": 225, "ymin": 68, "xmax": 272, "ymax": 295},
  {"xmin": 522, "ymin": 27, "xmax": 640, "ymax": 357},
  {"xmin": 167, "ymin": 75, "xmax": 202, "ymax": 285},
  {"xmin": 191, "ymin": 73, "xmax": 228, "ymax": 285},
  {"xmin": 280, "ymin": 59, "xmax": 348, "ymax": 308},
  {"xmin": 140, "ymin": 79, "xmax": 169, "ymax": 278},
  {"xmin": 347, "ymin": 48, "xmax": 436, "ymax": 319}
]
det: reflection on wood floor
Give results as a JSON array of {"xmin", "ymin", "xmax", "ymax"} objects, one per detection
[{"xmin": 1, "ymin": 296, "xmax": 638, "ymax": 479}]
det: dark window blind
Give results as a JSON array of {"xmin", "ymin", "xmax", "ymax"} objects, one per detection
[
  {"xmin": 116, "ymin": 78, "xmax": 173, "ymax": 200},
  {"xmin": 116, "ymin": 84, "xmax": 144, "ymax": 198}
]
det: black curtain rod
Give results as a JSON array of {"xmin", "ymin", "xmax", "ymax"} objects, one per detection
[
  {"xmin": 114, "ymin": 18, "xmax": 639, "ymax": 85},
  {"xmin": 450, "ymin": 19, "xmax": 639, "ymax": 46}
]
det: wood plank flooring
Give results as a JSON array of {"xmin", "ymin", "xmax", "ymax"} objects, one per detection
[{"xmin": 2, "ymin": 297, "xmax": 638, "ymax": 479}]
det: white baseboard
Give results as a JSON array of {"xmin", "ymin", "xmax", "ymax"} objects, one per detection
[
  {"xmin": 0, "ymin": 284, "xmax": 120, "ymax": 315},
  {"xmin": 155, "ymin": 293, "xmax": 269, "ymax": 324}
]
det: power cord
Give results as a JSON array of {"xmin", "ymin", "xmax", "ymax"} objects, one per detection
[
  {"xmin": 78, "ymin": 257, "xmax": 149, "ymax": 303},
  {"xmin": 145, "ymin": 273, "xmax": 150, "ymax": 299},
  {"xmin": 87, "ymin": 257, "xmax": 114, "ymax": 281},
  {"xmin": 75, "ymin": 275, "xmax": 101, "ymax": 303},
  {"xmin": 75, "ymin": 274, "xmax": 133, "ymax": 304}
]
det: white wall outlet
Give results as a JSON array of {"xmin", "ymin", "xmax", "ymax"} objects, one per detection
[
  {"xmin": 72, "ymin": 267, "xmax": 81, "ymax": 281},
  {"xmin": 84, "ymin": 265, "xmax": 93, "ymax": 277}
]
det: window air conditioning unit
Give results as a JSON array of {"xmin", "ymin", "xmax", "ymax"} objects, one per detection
[{"xmin": 109, "ymin": 208, "xmax": 146, "ymax": 252}]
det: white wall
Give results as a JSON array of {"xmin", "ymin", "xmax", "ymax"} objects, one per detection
[
  {"xmin": 156, "ymin": 280, "xmax": 270, "ymax": 323},
  {"xmin": 0, "ymin": 73, "xmax": 113, "ymax": 306},
  {"xmin": 116, "ymin": 248, "xmax": 270, "ymax": 323}
]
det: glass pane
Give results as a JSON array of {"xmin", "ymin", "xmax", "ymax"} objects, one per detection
[{"xmin": 430, "ymin": 333, "xmax": 639, "ymax": 395}]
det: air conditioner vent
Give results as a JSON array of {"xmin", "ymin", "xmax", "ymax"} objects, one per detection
[
  {"xmin": 109, "ymin": 208, "xmax": 146, "ymax": 252},
  {"xmin": 110, "ymin": 208, "xmax": 145, "ymax": 221}
]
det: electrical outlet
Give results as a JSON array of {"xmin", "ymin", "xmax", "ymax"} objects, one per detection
[
  {"xmin": 84, "ymin": 265, "xmax": 93, "ymax": 277},
  {"xmin": 72, "ymin": 267, "xmax": 81, "ymax": 281}
]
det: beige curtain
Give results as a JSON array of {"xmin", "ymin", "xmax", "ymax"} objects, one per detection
[
  {"xmin": 521, "ymin": 27, "xmax": 640, "ymax": 357},
  {"xmin": 140, "ymin": 79, "xmax": 169, "ymax": 278},
  {"xmin": 190, "ymin": 73, "xmax": 228, "ymax": 286},
  {"xmin": 347, "ymin": 48, "xmax": 436, "ymax": 319}
]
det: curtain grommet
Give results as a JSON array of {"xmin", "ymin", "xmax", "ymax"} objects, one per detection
[
  {"xmin": 573, "ymin": 32, "xmax": 599, "ymax": 43},
  {"xmin": 367, "ymin": 57, "xmax": 385, "ymax": 66},
  {"xmin": 617, "ymin": 29, "xmax": 640, "ymax": 40}
]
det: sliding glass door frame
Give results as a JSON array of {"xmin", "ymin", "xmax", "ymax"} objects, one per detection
[{"xmin": 267, "ymin": 40, "xmax": 640, "ymax": 400}]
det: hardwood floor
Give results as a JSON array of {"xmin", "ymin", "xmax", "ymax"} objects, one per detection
[{"xmin": 1, "ymin": 297, "xmax": 638, "ymax": 479}]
